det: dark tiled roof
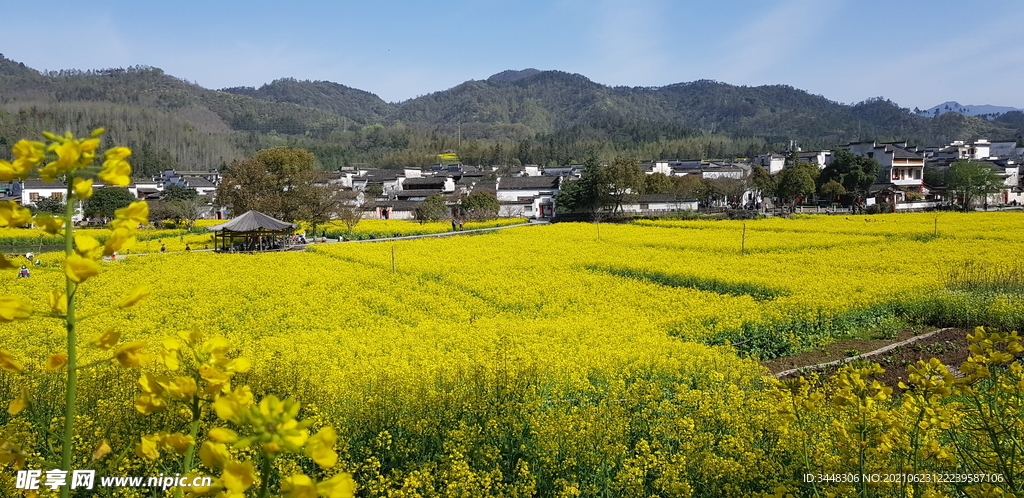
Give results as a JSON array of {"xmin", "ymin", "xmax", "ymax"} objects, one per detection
[
  {"xmin": 637, "ymin": 194, "xmax": 685, "ymax": 203},
  {"xmin": 887, "ymin": 145, "xmax": 923, "ymax": 160},
  {"xmin": 364, "ymin": 169, "xmax": 402, "ymax": 181},
  {"xmin": 403, "ymin": 177, "xmax": 448, "ymax": 188},
  {"xmin": 498, "ymin": 176, "xmax": 559, "ymax": 190},
  {"xmin": 396, "ymin": 189, "xmax": 442, "ymax": 198},
  {"xmin": 20, "ymin": 179, "xmax": 67, "ymax": 188},
  {"xmin": 186, "ymin": 177, "xmax": 216, "ymax": 188},
  {"xmin": 369, "ymin": 200, "xmax": 422, "ymax": 210}
]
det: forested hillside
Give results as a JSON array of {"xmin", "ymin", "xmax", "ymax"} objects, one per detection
[{"xmin": 1, "ymin": 54, "xmax": 1021, "ymax": 173}]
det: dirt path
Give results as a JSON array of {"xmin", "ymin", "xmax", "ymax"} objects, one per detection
[{"xmin": 762, "ymin": 327, "xmax": 971, "ymax": 388}]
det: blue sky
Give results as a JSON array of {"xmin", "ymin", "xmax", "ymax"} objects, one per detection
[{"xmin": 3, "ymin": 0, "xmax": 1023, "ymax": 109}]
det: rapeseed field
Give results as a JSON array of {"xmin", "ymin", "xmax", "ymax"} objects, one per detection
[{"xmin": 2, "ymin": 211, "xmax": 1023, "ymax": 497}]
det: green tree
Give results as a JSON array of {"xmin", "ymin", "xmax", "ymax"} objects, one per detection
[
  {"xmin": 555, "ymin": 159, "xmax": 602, "ymax": 213},
  {"xmin": 415, "ymin": 194, "xmax": 449, "ymax": 221},
  {"xmin": 162, "ymin": 183, "xmax": 199, "ymax": 202},
  {"xmin": 948, "ymin": 160, "xmax": 1003, "ymax": 211},
  {"xmin": 819, "ymin": 149, "xmax": 879, "ymax": 201},
  {"xmin": 643, "ymin": 172, "xmax": 673, "ymax": 194},
  {"xmin": 750, "ymin": 165, "xmax": 776, "ymax": 198},
  {"xmin": 32, "ymin": 195, "xmax": 66, "ymax": 215},
  {"xmin": 775, "ymin": 164, "xmax": 818, "ymax": 206},
  {"xmin": 215, "ymin": 147, "xmax": 316, "ymax": 221},
  {"xmin": 597, "ymin": 156, "xmax": 644, "ymax": 213},
  {"xmin": 819, "ymin": 179, "xmax": 847, "ymax": 201},
  {"xmin": 364, "ymin": 183, "xmax": 384, "ymax": 197},
  {"xmin": 460, "ymin": 191, "xmax": 500, "ymax": 221},
  {"xmin": 672, "ymin": 174, "xmax": 705, "ymax": 200},
  {"xmin": 84, "ymin": 187, "xmax": 136, "ymax": 218}
]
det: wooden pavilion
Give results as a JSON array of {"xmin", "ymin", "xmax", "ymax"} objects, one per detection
[{"xmin": 207, "ymin": 211, "xmax": 297, "ymax": 252}]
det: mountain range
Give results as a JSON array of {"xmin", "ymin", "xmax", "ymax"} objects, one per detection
[
  {"xmin": 1, "ymin": 55, "xmax": 1022, "ymax": 175},
  {"xmin": 923, "ymin": 101, "xmax": 1023, "ymax": 117}
]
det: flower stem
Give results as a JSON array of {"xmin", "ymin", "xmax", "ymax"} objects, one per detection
[{"xmin": 60, "ymin": 179, "xmax": 77, "ymax": 498}]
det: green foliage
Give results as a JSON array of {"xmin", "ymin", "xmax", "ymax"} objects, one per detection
[
  {"xmin": 643, "ymin": 172, "xmax": 673, "ymax": 194},
  {"xmin": 819, "ymin": 148, "xmax": 879, "ymax": 196},
  {"xmin": 31, "ymin": 195, "xmax": 66, "ymax": 215},
  {"xmin": 84, "ymin": 187, "xmax": 135, "ymax": 218},
  {"xmin": 555, "ymin": 159, "xmax": 603, "ymax": 213},
  {"xmin": 460, "ymin": 191, "xmax": 500, "ymax": 221},
  {"xmin": 162, "ymin": 183, "xmax": 199, "ymax": 202},
  {"xmin": 597, "ymin": 157, "xmax": 644, "ymax": 213},
  {"xmin": 948, "ymin": 160, "xmax": 1003, "ymax": 210},
  {"xmin": 749, "ymin": 165, "xmax": 776, "ymax": 197},
  {"xmin": 819, "ymin": 179, "xmax": 847, "ymax": 199},
  {"xmin": 215, "ymin": 147, "xmax": 317, "ymax": 220},
  {"xmin": 775, "ymin": 164, "xmax": 818, "ymax": 204},
  {"xmin": 415, "ymin": 194, "xmax": 449, "ymax": 221}
]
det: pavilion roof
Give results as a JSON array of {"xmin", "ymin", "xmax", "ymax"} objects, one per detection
[{"xmin": 207, "ymin": 211, "xmax": 296, "ymax": 232}]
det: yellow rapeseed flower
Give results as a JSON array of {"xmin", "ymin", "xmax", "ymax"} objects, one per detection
[
  {"xmin": 72, "ymin": 177, "xmax": 93, "ymax": 199},
  {"xmin": 7, "ymin": 396, "xmax": 26, "ymax": 416},
  {"xmin": 281, "ymin": 474, "xmax": 318, "ymax": 498},
  {"xmin": 33, "ymin": 213, "xmax": 64, "ymax": 234},
  {"xmin": 74, "ymin": 234, "xmax": 104, "ymax": 260},
  {"xmin": 316, "ymin": 473, "xmax": 356, "ymax": 498},
  {"xmin": 135, "ymin": 434, "xmax": 161, "ymax": 461},
  {"xmin": 63, "ymin": 253, "xmax": 101, "ymax": 283},
  {"xmin": 112, "ymin": 341, "xmax": 149, "ymax": 368},
  {"xmin": 117, "ymin": 285, "xmax": 151, "ymax": 308},
  {"xmin": 112, "ymin": 201, "xmax": 148, "ymax": 228},
  {"xmin": 0, "ymin": 349, "xmax": 25, "ymax": 373},
  {"xmin": 199, "ymin": 441, "xmax": 231, "ymax": 470},
  {"xmin": 0, "ymin": 297, "xmax": 32, "ymax": 323},
  {"xmin": 91, "ymin": 328, "xmax": 120, "ymax": 350},
  {"xmin": 44, "ymin": 353, "xmax": 68, "ymax": 371},
  {"xmin": 91, "ymin": 439, "xmax": 112, "ymax": 461},
  {"xmin": 103, "ymin": 227, "xmax": 133, "ymax": 256},
  {"xmin": 220, "ymin": 460, "xmax": 256, "ymax": 493},
  {"xmin": 98, "ymin": 159, "xmax": 131, "ymax": 186},
  {"xmin": 0, "ymin": 200, "xmax": 33, "ymax": 228},
  {"xmin": 0, "ymin": 253, "xmax": 16, "ymax": 270},
  {"xmin": 48, "ymin": 289, "xmax": 68, "ymax": 315},
  {"xmin": 163, "ymin": 433, "xmax": 194, "ymax": 455},
  {"xmin": 304, "ymin": 427, "xmax": 338, "ymax": 469}
]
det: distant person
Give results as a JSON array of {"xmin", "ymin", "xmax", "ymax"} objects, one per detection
[
  {"xmin": 185, "ymin": 244, "xmax": 192, "ymax": 251},
  {"xmin": 458, "ymin": 222, "xmax": 464, "ymax": 230},
  {"xmin": 160, "ymin": 243, "xmax": 167, "ymax": 253},
  {"xmin": 25, "ymin": 252, "xmax": 33, "ymax": 261},
  {"xmin": 451, "ymin": 220, "xmax": 457, "ymax": 231},
  {"xmin": 18, "ymin": 266, "xmax": 29, "ymax": 278}
]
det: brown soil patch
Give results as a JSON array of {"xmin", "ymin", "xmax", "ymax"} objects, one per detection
[{"xmin": 762, "ymin": 327, "xmax": 971, "ymax": 389}]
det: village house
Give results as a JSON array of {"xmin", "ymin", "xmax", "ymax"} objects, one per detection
[
  {"xmin": 495, "ymin": 176, "xmax": 561, "ymax": 218},
  {"xmin": 847, "ymin": 141, "xmax": 926, "ymax": 202}
]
